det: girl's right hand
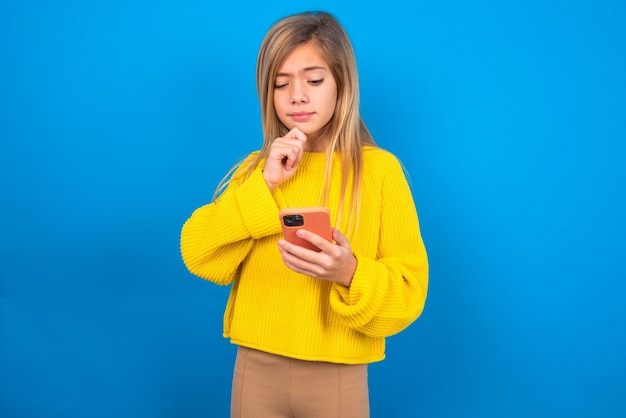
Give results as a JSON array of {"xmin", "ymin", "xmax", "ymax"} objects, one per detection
[{"xmin": 263, "ymin": 127, "xmax": 307, "ymax": 191}]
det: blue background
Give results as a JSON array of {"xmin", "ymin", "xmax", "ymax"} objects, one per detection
[{"xmin": 2, "ymin": 0, "xmax": 625, "ymax": 417}]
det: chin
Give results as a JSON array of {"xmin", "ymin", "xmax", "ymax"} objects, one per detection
[{"xmin": 294, "ymin": 126, "xmax": 318, "ymax": 139}]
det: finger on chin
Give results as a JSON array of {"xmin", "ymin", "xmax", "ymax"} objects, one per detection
[{"xmin": 290, "ymin": 127, "xmax": 307, "ymax": 142}]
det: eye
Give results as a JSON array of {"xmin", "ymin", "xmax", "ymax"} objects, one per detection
[
  {"xmin": 274, "ymin": 82, "xmax": 288, "ymax": 89},
  {"xmin": 309, "ymin": 79, "xmax": 324, "ymax": 85}
]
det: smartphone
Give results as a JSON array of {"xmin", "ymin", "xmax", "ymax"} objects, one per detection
[{"xmin": 279, "ymin": 206, "xmax": 332, "ymax": 252}]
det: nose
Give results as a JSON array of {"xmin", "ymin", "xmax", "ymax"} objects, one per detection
[{"xmin": 290, "ymin": 80, "xmax": 308, "ymax": 104}]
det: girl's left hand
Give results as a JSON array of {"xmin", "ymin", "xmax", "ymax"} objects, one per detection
[{"xmin": 277, "ymin": 228, "xmax": 357, "ymax": 287}]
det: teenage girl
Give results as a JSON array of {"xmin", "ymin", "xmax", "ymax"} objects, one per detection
[{"xmin": 181, "ymin": 11, "xmax": 428, "ymax": 418}]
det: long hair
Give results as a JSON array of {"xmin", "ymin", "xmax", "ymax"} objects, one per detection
[{"xmin": 216, "ymin": 11, "xmax": 375, "ymax": 235}]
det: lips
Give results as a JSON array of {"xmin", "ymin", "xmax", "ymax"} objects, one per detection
[{"xmin": 289, "ymin": 112, "xmax": 314, "ymax": 122}]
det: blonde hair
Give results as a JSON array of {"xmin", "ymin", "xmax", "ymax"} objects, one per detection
[{"xmin": 216, "ymin": 11, "xmax": 375, "ymax": 235}]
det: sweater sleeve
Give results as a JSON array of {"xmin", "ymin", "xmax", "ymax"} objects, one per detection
[
  {"xmin": 329, "ymin": 157, "xmax": 429, "ymax": 338},
  {"xmin": 180, "ymin": 163, "xmax": 283, "ymax": 285}
]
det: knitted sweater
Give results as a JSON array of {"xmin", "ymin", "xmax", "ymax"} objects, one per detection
[{"xmin": 180, "ymin": 147, "xmax": 428, "ymax": 364}]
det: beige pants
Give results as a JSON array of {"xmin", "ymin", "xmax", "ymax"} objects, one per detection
[{"xmin": 231, "ymin": 346, "xmax": 370, "ymax": 418}]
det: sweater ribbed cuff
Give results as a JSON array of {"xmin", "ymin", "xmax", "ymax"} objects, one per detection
[
  {"xmin": 330, "ymin": 254, "xmax": 388, "ymax": 328},
  {"xmin": 234, "ymin": 169, "xmax": 282, "ymax": 239}
]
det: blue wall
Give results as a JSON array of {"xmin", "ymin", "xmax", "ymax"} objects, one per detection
[{"xmin": 2, "ymin": 1, "xmax": 625, "ymax": 417}]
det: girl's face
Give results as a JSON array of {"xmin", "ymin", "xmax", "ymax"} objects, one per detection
[{"xmin": 273, "ymin": 42, "xmax": 338, "ymax": 149}]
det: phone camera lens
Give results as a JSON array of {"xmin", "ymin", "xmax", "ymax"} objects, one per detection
[{"xmin": 283, "ymin": 214, "xmax": 304, "ymax": 227}]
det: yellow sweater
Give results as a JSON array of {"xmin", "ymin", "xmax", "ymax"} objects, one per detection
[{"xmin": 180, "ymin": 147, "xmax": 428, "ymax": 364}]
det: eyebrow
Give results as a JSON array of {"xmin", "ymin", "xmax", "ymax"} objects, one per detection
[{"xmin": 276, "ymin": 66, "xmax": 328, "ymax": 77}]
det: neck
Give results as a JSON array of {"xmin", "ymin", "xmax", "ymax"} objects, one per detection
[{"xmin": 305, "ymin": 136, "xmax": 330, "ymax": 152}]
